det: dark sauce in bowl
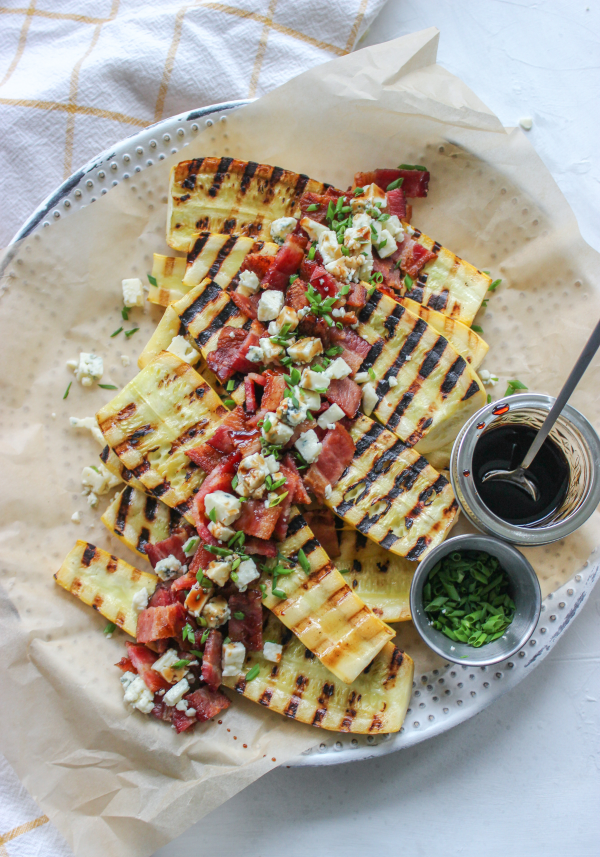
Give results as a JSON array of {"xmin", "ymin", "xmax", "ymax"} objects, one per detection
[{"xmin": 473, "ymin": 424, "xmax": 570, "ymax": 526}]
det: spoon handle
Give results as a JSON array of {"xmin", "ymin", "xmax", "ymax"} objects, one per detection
[{"xmin": 521, "ymin": 317, "xmax": 600, "ymax": 471}]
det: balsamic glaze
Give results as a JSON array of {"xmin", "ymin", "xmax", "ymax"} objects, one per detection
[{"xmin": 473, "ymin": 424, "xmax": 570, "ymax": 526}]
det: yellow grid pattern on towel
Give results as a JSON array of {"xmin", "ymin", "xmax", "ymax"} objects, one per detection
[{"xmin": 0, "ymin": 0, "xmax": 382, "ymax": 248}]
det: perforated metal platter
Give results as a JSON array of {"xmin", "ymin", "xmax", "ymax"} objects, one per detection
[{"xmin": 11, "ymin": 101, "xmax": 600, "ymax": 767}]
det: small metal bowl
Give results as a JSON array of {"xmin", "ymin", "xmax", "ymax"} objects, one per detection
[{"xmin": 410, "ymin": 534, "xmax": 541, "ymax": 667}]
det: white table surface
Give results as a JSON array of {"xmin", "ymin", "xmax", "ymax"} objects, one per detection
[{"xmin": 155, "ymin": 2, "xmax": 600, "ymax": 855}]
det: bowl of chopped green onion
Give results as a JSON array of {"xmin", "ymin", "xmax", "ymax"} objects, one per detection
[{"xmin": 410, "ymin": 534, "xmax": 541, "ymax": 666}]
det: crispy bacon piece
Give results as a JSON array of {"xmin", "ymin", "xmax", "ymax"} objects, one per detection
[
  {"xmin": 243, "ymin": 536, "xmax": 277, "ymax": 557},
  {"xmin": 309, "ymin": 265, "xmax": 338, "ymax": 299},
  {"xmin": 397, "ymin": 236, "xmax": 437, "ymax": 279},
  {"xmin": 228, "ymin": 589, "xmax": 263, "ymax": 651},
  {"xmin": 115, "ymin": 656, "xmax": 135, "ymax": 673},
  {"xmin": 145, "ymin": 531, "xmax": 189, "ymax": 569},
  {"xmin": 188, "ymin": 530, "xmax": 218, "ymax": 574},
  {"xmin": 271, "ymin": 462, "xmax": 298, "ymax": 540},
  {"xmin": 193, "ymin": 452, "xmax": 241, "ymax": 520},
  {"xmin": 207, "ymin": 407, "xmax": 247, "ymax": 454},
  {"xmin": 125, "ymin": 642, "xmax": 171, "ymax": 693},
  {"xmin": 354, "ymin": 168, "xmax": 430, "ymax": 198},
  {"xmin": 386, "ymin": 187, "xmax": 407, "ymax": 220},
  {"xmin": 346, "ymin": 282, "xmax": 367, "ymax": 309},
  {"xmin": 201, "ymin": 629, "xmax": 223, "ymax": 691},
  {"xmin": 282, "ymin": 453, "xmax": 310, "ymax": 504},
  {"xmin": 261, "ymin": 234, "xmax": 306, "ymax": 291},
  {"xmin": 171, "ymin": 707, "xmax": 197, "ymax": 733},
  {"xmin": 230, "ymin": 290, "xmax": 260, "ymax": 319},
  {"xmin": 325, "ymin": 377, "xmax": 362, "ymax": 418},
  {"xmin": 372, "ymin": 255, "xmax": 403, "ymax": 291},
  {"xmin": 187, "ymin": 687, "xmax": 231, "ymax": 722},
  {"xmin": 170, "ymin": 572, "xmax": 197, "ymax": 593},
  {"xmin": 260, "ymin": 372, "xmax": 286, "ymax": 412},
  {"xmin": 304, "ymin": 423, "xmax": 355, "ymax": 502},
  {"xmin": 328, "ymin": 326, "xmax": 371, "ymax": 373},
  {"xmin": 299, "ymin": 258, "xmax": 318, "ymax": 282},
  {"xmin": 136, "ymin": 604, "xmax": 187, "ymax": 644},
  {"xmin": 234, "ymin": 499, "xmax": 282, "ymax": 540},
  {"xmin": 299, "ymin": 190, "xmax": 344, "ymax": 224},
  {"xmin": 303, "ymin": 509, "xmax": 340, "ymax": 558},
  {"xmin": 240, "ymin": 252, "xmax": 273, "ymax": 280},
  {"xmin": 286, "ymin": 278, "xmax": 310, "ymax": 312},
  {"xmin": 148, "ymin": 584, "xmax": 178, "ymax": 608},
  {"xmin": 245, "ymin": 373, "xmax": 266, "ymax": 414},
  {"xmin": 206, "ymin": 327, "xmax": 260, "ymax": 382},
  {"xmin": 185, "ymin": 443, "xmax": 222, "ymax": 474}
]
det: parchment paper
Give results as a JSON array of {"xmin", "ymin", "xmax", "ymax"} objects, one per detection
[{"xmin": 1, "ymin": 27, "xmax": 600, "ymax": 857}]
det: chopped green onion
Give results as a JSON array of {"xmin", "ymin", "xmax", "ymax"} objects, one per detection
[
  {"xmin": 121, "ymin": 307, "xmax": 129, "ymax": 321},
  {"xmin": 308, "ymin": 242, "xmax": 317, "ymax": 260},
  {"xmin": 505, "ymin": 379, "xmax": 528, "ymax": 397},
  {"xmin": 124, "ymin": 328, "xmax": 139, "ymax": 338},
  {"xmin": 223, "ymin": 399, "xmax": 235, "ymax": 408},
  {"xmin": 147, "ymin": 274, "xmax": 158, "ymax": 287},
  {"xmin": 198, "ymin": 616, "xmax": 208, "ymax": 627},
  {"xmin": 182, "ymin": 624, "xmax": 195, "ymax": 643},
  {"xmin": 183, "ymin": 536, "xmax": 199, "ymax": 556},
  {"xmin": 368, "ymin": 367, "xmax": 376, "ymax": 381},
  {"xmin": 99, "ymin": 384, "xmax": 118, "ymax": 390},
  {"xmin": 90, "ymin": 465, "xmax": 100, "ymax": 473},
  {"xmin": 404, "ymin": 275, "xmax": 414, "ymax": 292},
  {"xmin": 306, "ymin": 203, "xmax": 320, "ymax": 212},
  {"xmin": 110, "ymin": 327, "xmax": 123, "ymax": 337},
  {"xmin": 397, "ymin": 164, "xmax": 427, "ymax": 171},
  {"xmin": 245, "ymin": 664, "xmax": 261, "ymax": 681},
  {"xmin": 234, "ymin": 611, "xmax": 245, "ymax": 620},
  {"xmin": 63, "ymin": 382, "xmax": 72, "ymax": 400},
  {"xmin": 487, "ymin": 394, "xmax": 492, "ymax": 404},
  {"xmin": 189, "ymin": 649, "xmax": 204, "ymax": 658},
  {"xmin": 386, "ymin": 178, "xmax": 404, "ymax": 191},
  {"xmin": 231, "ymin": 474, "xmax": 239, "ymax": 490},
  {"xmin": 103, "ymin": 621, "xmax": 116, "ymax": 635},
  {"xmin": 272, "ymin": 587, "xmax": 287, "ymax": 599},
  {"xmin": 268, "ymin": 491, "xmax": 288, "ymax": 508},
  {"xmin": 230, "ymin": 571, "xmax": 238, "ymax": 582},
  {"xmin": 354, "ymin": 187, "xmax": 365, "ymax": 196},
  {"xmin": 471, "ymin": 325, "xmax": 484, "ymax": 334},
  {"xmin": 488, "ymin": 279, "xmax": 502, "ymax": 292},
  {"xmin": 227, "ymin": 379, "xmax": 235, "ymax": 391},
  {"xmin": 224, "ymin": 636, "xmax": 231, "ymax": 644},
  {"xmin": 172, "ymin": 659, "xmax": 190, "ymax": 668},
  {"xmin": 208, "ymin": 507, "xmax": 217, "ymax": 523},
  {"xmin": 297, "ymin": 548, "xmax": 310, "ymax": 574},
  {"xmin": 289, "ymin": 274, "xmax": 299, "ymax": 284}
]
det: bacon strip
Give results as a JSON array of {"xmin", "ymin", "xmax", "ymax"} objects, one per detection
[
  {"xmin": 145, "ymin": 531, "xmax": 189, "ymax": 569},
  {"xmin": 303, "ymin": 509, "xmax": 340, "ymax": 558},
  {"xmin": 136, "ymin": 604, "xmax": 187, "ymax": 644},
  {"xmin": 125, "ymin": 642, "xmax": 171, "ymax": 693},
  {"xmin": 201, "ymin": 629, "xmax": 223, "ymax": 691},
  {"xmin": 206, "ymin": 327, "xmax": 260, "ymax": 382},
  {"xmin": 325, "ymin": 377, "xmax": 362, "ymax": 418},
  {"xmin": 304, "ymin": 423, "xmax": 355, "ymax": 501},
  {"xmin": 187, "ymin": 687, "xmax": 231, "ymax": 722},
  {"xmin": 354, "ymin": 168, "xmax": 430, "ymax": 198},
  {"xmin": 261, "ymin": 233, "xmax": 306, "ymax": 291},
  {"xmin": 397, "ymin": 236, "xmax": 437, "ymax": 279},
  {"xmin": 228, "ymin": 588, "xmax": 263, "ymax": 651}
]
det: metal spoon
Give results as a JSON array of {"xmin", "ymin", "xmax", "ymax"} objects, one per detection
[{"xmin": 481, "ymin": 317, "xmax": 600, "ymax": 502}]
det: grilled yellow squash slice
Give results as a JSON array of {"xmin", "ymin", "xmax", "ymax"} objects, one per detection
[
  {"xmin": 397, "ymin": 224, "xmax": 491, "ymax": 326},
  {"xmin": 96, "ymin": 352, "xmax": 227, "ymax": 523},
  {"xmin": 102, "ymin": 485, "xmax": 185, "ymax": 558},
  {"xmin": 337, "ymin": 529, "xmax": 414, "ymax": 622},
  {"xmin": 224, "ymin": 613, "xmax": 413, "ymax": 733},
  {"xmin": 261, "ymin": 508, "xmax": 394, "ymax": 684},
  {"xmin": 137, "ymin": 305, "xmax": 183, "ymax": 370},
  {"xmin": 328, "ymin": 415, "xmax": 458, "ymax": 560},
  {"xmin": 55, "ymin": 541, "xmax": 157, "ymax": 636},
  {"xmin": 148, "ymin": 254, "xmax": 188, "ymax": 307},
  {"xmin": 358, "ymin": 291, "xmax": 485, "ymax": 446},
  {"xmin": 167, "ymin": 157, "xmax": 334, "ymax": 252},
  {"xmin": 183, "ymin": 233, "xmax": 278, "ymax": 291},
  {"xmin": 395, "ymin": 297, "xmax": 488, "ymax": 370}
]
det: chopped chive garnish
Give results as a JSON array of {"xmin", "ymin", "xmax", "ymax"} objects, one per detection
[
  {"xmin": 471, "ymin": 325, "xmax": 484, "ymax": 334},
  {"xmin": 404, "ymin": 274, "xmax": 414, "ymax": 292},
  {"xmin": 223, "ymin": 399, "xmax": 235, "ymax": 408},
  {"xmin": 90, "ymin": 465, "xmax": 100, "ymax": 473},
  {"xmin": 489, "ymin": 279, "xmax": 502, "ymax": 292},
  {"xmin": 111, "ymin": 327, "xmax": 123, "ymax": 337},
  {"xmin": 189, "ymin": 649, "xmax": 204, "ymax": 658},
  {"xmin": 182, "ymin": 623, "xmax": 195, "ymax": 643},
  {"xmin": 234, "ymin": 611, "xmax": 245, "ymax": 620},
  {"xmin": 147, "ymin": 274, "xmax": 158, "ymax": 287},
  {"xmin": 308, "ymin": 242, "xmax": 317, "ymax": 261},
  {"xmin": 268, "ymin": 491, "xmax": 288, "ymax": 508},
  {"xmin": 306, "ymin": 203, "xmax": 320, "ymax": 212},
  {"xmin": 423, "ymin": 549, "xmax": 515, "ymax": 647},
  {"xmin": 99, "ymin": 384, "xmax": 118, "ymax": 390},
  {"xmin": 63, "ymin": 382, "xmax": 72, "ymax": 399},
  {"xmin": 201, "ymin": 629, "xmax": 210, "ymax": 644},
  {"xmin": 103, "ymin": 621, "xmax": 116, "ymax": 635},
  {"xmin": 172, "ymin": 659, "xmax": 190, "ymax": 668},
  {"xmin": 208, "ymin": 507, "xmax": 217, "ymax": 523},
  {"xmin": 505, "ymin": 379, "xmax": 528, "ymax": 397},
  {"xmin": 224, "ymin": 636, "xmax": 231, "ymax": 644},
  {"xmin": 297, "ymin": 548, "xmax": 310, "ymax": 574},
  {"xmin": 121, "ymin": 307, "xmax": 129, "ymax": 321},
  {"xmin": 272, "ymin": 587, "xmax": 287, "ymax": 599},
  {"xmin": 245, "ymin": 664, "xmax": 260, "ymax": 681},
  {"xmin": 386, "ymin": 178, "xmax": 404, "ymax": 191},
  {"xmin": 124, "ymin": 328, "xmax": 139, "ymax": 338},
  {"xmin": 354, "ymin": 187, "xmax": 365, "ymax": 196},
  {"xmin": 368, "ymin": 367, "xmax": 376, "ymax": 381},
  {"xmin": 397, "ymin": 164, "xmax": 427, "ymax": 171},
  {"xmin": 227, "ymin": 379, "xmax": 235, "ymax": 391},
  {"xmin": 289, "ymin": 274, "xmax": 299, "ymax": 284},
  {"xmin": 487, "ymin": 394, "xmax": 492, "ymax": 404},
  {"xmin": 198, "ymin": 616, "xmax": 208, "ymax": 627}
]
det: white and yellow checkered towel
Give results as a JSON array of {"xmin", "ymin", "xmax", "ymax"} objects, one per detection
[
  {"xmin": 0, "ymin": 0, "xmax": 386, "ymax": 250},
  {"xmin": 0, "ymin": 1, "xmax": 387, "ymax": 853}
]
